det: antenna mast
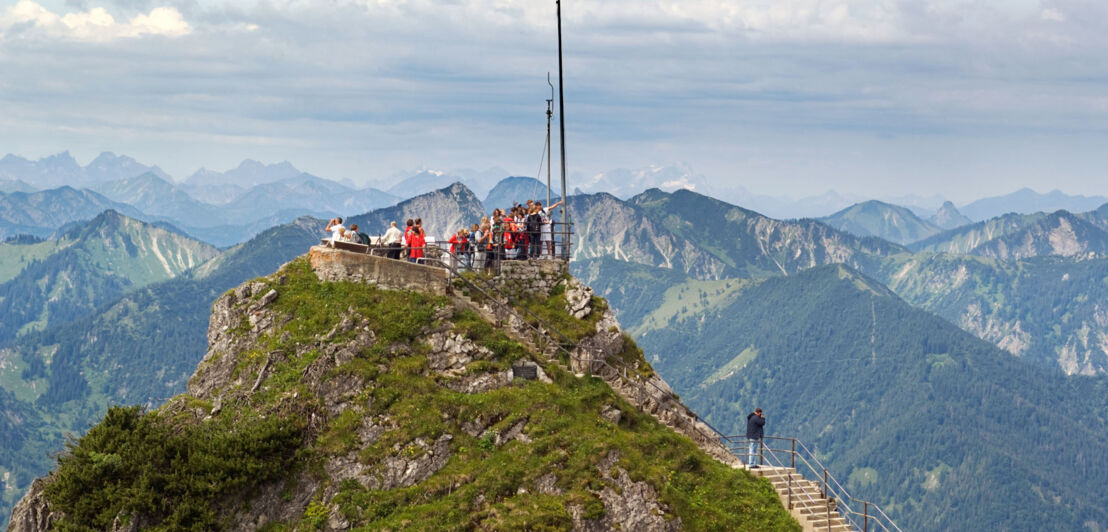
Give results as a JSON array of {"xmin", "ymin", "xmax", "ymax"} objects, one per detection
[
  {"xmin": 546, "ymin": 73, "xmax": 554, "ymax": 209},
  {"xmin": 556, "ymin": 0, "xmax": 568, "ymax": 259}
]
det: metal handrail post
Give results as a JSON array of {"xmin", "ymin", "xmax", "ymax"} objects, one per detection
[
  {"xmin": 864, "ymin": 501, "xmax": 869, "ymax": 532},
  {"xmin": 759, "ymin": 439, "xmax": 764, "ymax": 466},
  {"xmin": 822, "ymin": 468, "xmax": 828, "ymax": 499},
  {"xmin": 791, "ymin": 439, "xmax": 796, "ymax": 469},
  {"xmin": 787, "ymin": 471, "xmax": 793, "ymax": 510}
]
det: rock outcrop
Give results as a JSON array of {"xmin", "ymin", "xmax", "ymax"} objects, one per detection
[{"xmin": 8, "ymin": 255, "xmax": 792, "ymax": 531}]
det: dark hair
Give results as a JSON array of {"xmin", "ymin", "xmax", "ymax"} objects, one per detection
[
  {"xmin": 336, "ymin": 217, "xmax": 343, "ymax": 224},
  {"xmin": 406, "ymin": 219, "xmax": 414, "ymax": 227},
  {"xmin": 415, "ymin": 218, "xmax": 422, "ymax": 226}
]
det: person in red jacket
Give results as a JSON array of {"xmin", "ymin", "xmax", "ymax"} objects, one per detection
[
  {"xmin": 447, "ymin": 228, "xmax": 467, "ymax": 269},
  {"xmin": 408, "ymin": 226, "xmax": 425, "ymax": 263}
]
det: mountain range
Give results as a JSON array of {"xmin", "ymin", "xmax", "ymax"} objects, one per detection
[
  {"xmin": 4, "ymin": 170, "xmax": 1108, "ymax": 529},
  {"xmin": 583, "ymin": 258, "xmax": 1108, "ymax": 530}
]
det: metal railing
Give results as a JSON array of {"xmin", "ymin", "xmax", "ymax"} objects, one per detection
[
  {"xmin": 327, "ymin": 222, "xmax": 576, "ymax": 276},
  {"xmin": 724, "ymin": 436, "xmax": 902, "ymax": 532}
]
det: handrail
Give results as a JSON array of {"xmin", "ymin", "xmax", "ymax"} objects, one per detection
[{"xmin": 725, "ymin": 436, "xmax": 902, "ymax": 532}]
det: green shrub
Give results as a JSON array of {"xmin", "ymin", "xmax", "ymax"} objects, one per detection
[{"xmin": 45, "ymin": 405, "xmax": 304, "ymax": 531}]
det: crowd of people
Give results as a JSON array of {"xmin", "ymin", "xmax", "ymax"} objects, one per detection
[{"xmin": 322, "ymin": 198, "xmax": 567, "ymax": 271}]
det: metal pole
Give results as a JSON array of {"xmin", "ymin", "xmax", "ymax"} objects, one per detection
[
  {"xmin": 822, "ymin": 468, "xmax": 828, "ymax": 499},
  {"xmin": 791, "ymin": 439, "xmax": 796, "ymax": 469},
  {"xmin": 546, "ymin": 73, "xmax": 553, "ymax": 210},
  {"xmin": 864, "ymin": 501, "xmax": 870, "ymax": 532},
  {"xmin": 556, "ymin": 0, "xmax": 568, "ymax": 260},
  {"xmin": 787, "ymin": 471, "xmax": 793, "ymax": 510}
]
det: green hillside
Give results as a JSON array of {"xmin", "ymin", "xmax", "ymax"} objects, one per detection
[
  {"xmin": 0, "ymin": 210, "xmax": 218, "ymax": 344},
  {"xmin": 868, "ymin": 252, "xmax": 1108, "ymax": 375},
  {"xmin": 614, "ymin": 264, "xmax": 1108, "ymax": 531},
  {"xmin": 19, "ymin": 258, "xmax": 798, "ymax": 531}
]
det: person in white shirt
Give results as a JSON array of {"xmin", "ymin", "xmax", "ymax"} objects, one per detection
[
  {"xmin": 539, "ymin": 200, "xmax": 564, "ymax": 257},
  {"xmin": 383, "ymin": 221, "xmax": 403, "ymax": 259},
  {"xmin": 326, "ymin": 217, "xmax": 346, "ymax": 245}
]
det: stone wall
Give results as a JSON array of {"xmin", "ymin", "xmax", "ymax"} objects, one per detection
[
  {"xmin": 491, "ymin": 260, "xmax": 568, "ymax": 299},
  {"xmin": 308, "ymin": 246, "xmax": 451, "ymax": 295}
]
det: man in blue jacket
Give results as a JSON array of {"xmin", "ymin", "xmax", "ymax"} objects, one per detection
[{"xmin": 746, "ymin": 408, "xmax": 765, "ymax": 468}]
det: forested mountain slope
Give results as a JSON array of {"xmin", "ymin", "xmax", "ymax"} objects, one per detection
[
  {"xmin": 600, "ymin": 262, "xmax": 1108, "ymax": 531},
  {"xmin": 572, "ymin": 190, "xmax": 1108, "ymax": 375},
  {"xmin": 0, "ymin": 217, "xmax": 322, "ymax": 526},
  {"xmin": 0, "ymin": 211, "xmax": 217, "ymax": 345}
]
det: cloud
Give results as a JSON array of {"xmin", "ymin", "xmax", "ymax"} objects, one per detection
[
  {"xmin": 2, "ymin": 0, "xmax": 1108, "ymax": 200},
  {"xmin": 0, "ymin": 1, "xmax": 190, "ymax": 41}
]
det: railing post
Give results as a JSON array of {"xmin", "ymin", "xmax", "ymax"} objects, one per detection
[
  {"xmin": 787, "ymin": 471, "xmax": 793, "ymax": 510},
  {"xmin": 759, "ymin": 439, "xmax": 764, "ymax": 466},
  {"xmin": 864, "ymin": 501, "xmax": 869, "ymax": 532},
  {"xmin": 791, "ymin": 438, "xmax": 796, "ymax": 469},
  {"xmin": 822, "ymin": 468, "xmax": 828, "ymax": 499}
]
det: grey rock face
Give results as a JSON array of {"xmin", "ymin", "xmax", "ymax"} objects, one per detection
[{"xmin": 6, "ymin": 479, "xmax": 53, "ymax": 532}]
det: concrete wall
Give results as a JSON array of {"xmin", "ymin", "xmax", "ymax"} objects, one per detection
[{"xmin": 308, "ymin": 246, "xmax": 451, "ymax": 295}]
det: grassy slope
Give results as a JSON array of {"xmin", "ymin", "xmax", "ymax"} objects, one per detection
[
  {"xmin": 0, "ymin": 239, "xmax": 61, "ymax": 283},
  {"xmin": 43, "ymin": 258, "xmax": 798, "ymax": 531}
]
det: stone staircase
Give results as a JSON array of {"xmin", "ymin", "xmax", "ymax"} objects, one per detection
[{"xmin": 750, "ymin": 466, "xmax": 854, "ymax": 532}]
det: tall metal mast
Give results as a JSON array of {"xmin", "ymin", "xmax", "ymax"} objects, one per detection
[
  {"xmin": 546, "ymin": 73, "xmax": 554, "ymax": 209},
  {"xmin": 556, "ymin": 0, "xmax": 568, "ymax": 258}
]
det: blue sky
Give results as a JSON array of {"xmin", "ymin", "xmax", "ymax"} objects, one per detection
[{"xmin": 1, "ymin": 0, "xmax": 1107, "ymax": 202}]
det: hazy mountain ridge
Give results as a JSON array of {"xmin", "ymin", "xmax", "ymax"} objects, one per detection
[
  {"xmin": 625, "ymin": 188, "xmax": 904, "ymax": 277},
  {"xmin": 347, "ymin": 182, "xmax": 486, "ymax": 240},
  {"xmin": 959, "ymin": 187, "xmax": 1108, "ymax": 222},
  {"xmin": 482, "ymin": 176, "xmax": 562, "ymax": 213},
  {"xmin": 0, "ymin": 187, "xmax": 147, "ymax": 239},
  {"xmin": 818, "ymin": 200, "xmax": 943, "ymax": 245},
  {"xmin": 0, "ymin": 152, "xmax": 167, "ymax": 189},
  {"xmin": 928, "ymin": 200, "xmax": 972, "ymax": 229}
]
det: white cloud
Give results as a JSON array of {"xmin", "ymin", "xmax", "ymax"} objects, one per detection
[{"xmin": 0, "ymin": 1, "xmax": 191, "ymax": 41}]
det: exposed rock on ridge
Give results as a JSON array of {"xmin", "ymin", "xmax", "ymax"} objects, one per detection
[{"xmin": 9, "ymin": 254, "xmax": 792, "ymax": 531}]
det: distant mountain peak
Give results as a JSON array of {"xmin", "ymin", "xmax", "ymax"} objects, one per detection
[{"xmin": 929, "ymin": 201, "xmax": 972, "ymax": 230}]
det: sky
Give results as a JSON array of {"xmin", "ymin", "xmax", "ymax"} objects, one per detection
[{"xmin": 1, "ymin": 0, "xmax": 1107, "ymax": 202}]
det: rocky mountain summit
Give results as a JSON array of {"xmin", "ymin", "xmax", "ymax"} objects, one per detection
[{"xmin": 8, "ymin": 250, "xmax": 794, "ymax": 531}]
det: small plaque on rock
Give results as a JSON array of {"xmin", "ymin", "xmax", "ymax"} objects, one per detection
[{"xmin": 512, "ymin": 365, "xmax": 538, "ymax": 380}]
